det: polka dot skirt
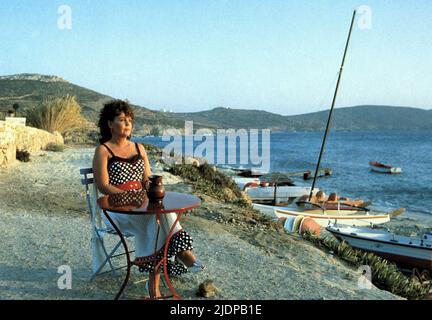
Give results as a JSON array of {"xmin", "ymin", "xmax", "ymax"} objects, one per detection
[{"xmin": 135, "ymin": 230, "xmax": 194, "ymax": 276}]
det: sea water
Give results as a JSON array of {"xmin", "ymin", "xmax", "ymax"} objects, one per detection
[{"xmin": 137, "ymin": 130, "xmax": 432, "ymax": 220}]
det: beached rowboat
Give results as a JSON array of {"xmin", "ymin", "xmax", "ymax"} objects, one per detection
[
  {"xmin": 253, "ymin": 201, "xmax": 369, "ymax": 216},
  {"xmin": 369, "ymin": 161, "xmax": 402, "ymax": 174},
  {"xmin": 252, "ymin": 203, "xmax": 404, "ymax": 227},
  {"xmin": 275, "ymin": 208, "xmax": 399, "ymax": 227},
  {"xmin": 327, "ymin": 225, "xmax": 432, "ymax": 272},
  {"xmin": 245, "ymin": 185, "xmax": 319, "ymax": 203}
]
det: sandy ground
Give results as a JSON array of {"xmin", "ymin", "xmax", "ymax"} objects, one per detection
[{"xmin": 0, "ymin": 146, "xmax": 408, "ymax": 300}]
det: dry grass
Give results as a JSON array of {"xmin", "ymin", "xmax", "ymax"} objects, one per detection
[{"xmin": 26, "ymin": 95, "xmax": 86, "ymax": 135}]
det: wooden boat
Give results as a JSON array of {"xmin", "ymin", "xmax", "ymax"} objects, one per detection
[
  {"xmin": 369, "ymin": 161, "xmax": 402, "ymax": 174},
  {"xmin": 252, "ymin": 203, "xmax": 404, "ymax": 227},
  {"xmin": 327, "ymin": 225, "xmax": 432, "ymax": 272},
  {"xmin": 252, "ymin": 192, "xmax": 371, "ymax": 215},
  {"xmin": 275, "ymin": 208, "xmax": 403, "ymax": 227},
  {"xmin": 296, "ymin": 201, "xmax": 370, "ymax": 214},
  {"xmin": 232, "ymin": 177, "xmax": 261, "ymax": 190},
  {"xmin": 245, "ymin": 185, "xmax": 319, "ymax": 204},
  {"xmin": 253, "ymin": 202, "xmax": 369, "ymax": 216},
  {"xmin": 296, "ymin": 192, "xmax": 372, "ymax": 213},
  {"xmin": 234, "ymin": 168, "xmax": 264, "ymax": 178}
]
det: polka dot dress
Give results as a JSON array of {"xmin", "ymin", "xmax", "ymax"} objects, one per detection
[
  {"xmin": 107, "ymin": 155, "xmax": 144, "ymax": 187},
  {"xmin": 135, "ymin": 230, "xmax": 194, "ymax": 276},
  {"xmin": 102, "ymin": 143, "xmax": 195, "ymax": 276}
]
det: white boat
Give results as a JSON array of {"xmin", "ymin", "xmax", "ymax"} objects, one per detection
[
  {"xmin": 369, "ymin": 161, "xmax": 402, "ymax": 174},
  {"xmin": 252, "ymin": 203, "xmax": 403, "ymax": 227},
  {"xmin": 252, "ymin": 203, "xmax": 370, "ymax": 216},
  {"xmin": 275, "ymin": 208, "xmax": 397, "ymax": 227},
  {"xmin": 245, "ymin": 186, "xmax": 319, "ymax": 204},
  {"xmin": 327, "ymin": 225, "xmax": 432, "ymax": 272}
]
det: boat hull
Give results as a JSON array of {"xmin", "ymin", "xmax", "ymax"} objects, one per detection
[
  {"xmin": 369, "ymin": 161, "xmax": 402, "ymax": 174},
  {"xmin": 253, "ymin": 203, "xmax": 366, "ymax": 216},
  {"xmin": 246, "ymin": 186, "xmax": 318, "ymax": 202},
  {"xmin": 327, "ymin": 226, "xmax": 432, "ymax": 272},
  {"xmin": 274, "ymin": 209, "xmax": 390, "ymax": 227},
  {"xmin": 370, "ymin": 166, "xmax": 402, "ymax": 174}
]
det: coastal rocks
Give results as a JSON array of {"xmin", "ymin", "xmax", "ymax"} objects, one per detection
[{"xmin": 197, "ymin": 280, "xmax": 219, "ymax": 298}]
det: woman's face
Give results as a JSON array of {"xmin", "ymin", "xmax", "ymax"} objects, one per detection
[{"xmin": 109, "ymin": 112, "xmax": 133, "ymax": 138}]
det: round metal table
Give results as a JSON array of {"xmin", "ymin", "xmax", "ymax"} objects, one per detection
[{"xmin": 97, "ymin": 190, "xmax": 201, "ymax": 300}]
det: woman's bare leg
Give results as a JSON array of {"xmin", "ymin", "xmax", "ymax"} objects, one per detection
[
  {"xmin": 177, "ymin": 250, "xmax": 197, "ymax": 267},
  {"xmin": 148, "ymin": 268, "xmax": 161, "ymax": 298}
]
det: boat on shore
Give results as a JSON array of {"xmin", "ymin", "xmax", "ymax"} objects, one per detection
[
  {"xmin": 296, "ymin": 200, "xmax": 370, "ymax": 214},
  {"xmin": 232, "ymin": 177, "xmax": 261, "ymax": 190},
  {"xmin": 369, "ymin": 161, "xmax": 402, "ymax": 174},
  {"xmin": 252, "ymin": 203, "xmax": 404, "ymax": 227},
  {"xmin": 245, "ymin": 185, "xmax": 319, "ymax": 204},
  {"xmin": 275, "ymin": 207, "xmax": 403, "ymax": 227},
  {"xmin": 296, "ymin": 192, "xmax": 372, "ymax": 213},
  {"xmin": 327, "ymin": 225, "xmax": 432, "ymax": 272},
  {"xmin": 232, "ymin": 176, "xmax": 319, "ymax": 204}
]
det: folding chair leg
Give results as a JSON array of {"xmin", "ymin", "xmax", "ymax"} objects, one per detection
[{"xmin": 91, "ymin": 240, "xmax": 123, "ymax": 281}]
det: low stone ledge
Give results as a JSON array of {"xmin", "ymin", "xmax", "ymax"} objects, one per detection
[{"xmin": 0, "ymin": 120, "xmax": 64, "ymax": 166}]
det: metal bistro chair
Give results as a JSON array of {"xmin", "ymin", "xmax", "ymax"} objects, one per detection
[{"xmin": 80, "ymin": 167, "xmax": 135, "ymax": 280}]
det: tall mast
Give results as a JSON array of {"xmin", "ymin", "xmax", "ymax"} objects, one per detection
[{"xmin": 309, "ymin": 10, "xmax": 357, "ymax": 200}]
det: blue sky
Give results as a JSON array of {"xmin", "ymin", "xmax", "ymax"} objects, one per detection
[{"xmin": 0, "ymin": 0, "xmax": 431, "ymax": 115}]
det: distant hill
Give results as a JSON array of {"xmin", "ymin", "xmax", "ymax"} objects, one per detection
[
  {"xmin": 174, "ymin": 105, "xmax": 432, "ymax": 131},
  {"xmin": 1, "ymin": 74, "xmax": 430, "ymax": 135},
  {"xmin": 175, "ymin": 107, "xmax": 294, "ymax": 130},
  {"xmin": 0, "ymin": 74, "xmax": 185, "ymax": 135}
]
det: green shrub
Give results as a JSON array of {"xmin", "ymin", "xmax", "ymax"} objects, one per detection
[
  {"xmin": 169, "ymin": 163, "xmax": 249, "ymax": 206},
  {"xmin": 16, "ymin": 149, "xmax": 30, "ymax": 162},
  {"xmin": 45, "ymin": 142, "xmax": 65, "ymax": 152},
  {"xmin": 26, "ymin": 95, "xmax": 85, "ymax": 135}
]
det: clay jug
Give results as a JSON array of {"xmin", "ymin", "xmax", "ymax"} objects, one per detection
[{"xmin": 147, "ymin": 175, "xmax": 165, "ymax": 201}]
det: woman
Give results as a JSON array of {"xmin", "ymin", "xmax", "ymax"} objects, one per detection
[{"xmin": 93, "ymin": 100, "xmax": 204, "ymax": 298}]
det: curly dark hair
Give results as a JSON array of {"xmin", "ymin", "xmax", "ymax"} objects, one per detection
[{"xmin": 98, "ymin": 100, "xmax": 135, "ymax": 143}]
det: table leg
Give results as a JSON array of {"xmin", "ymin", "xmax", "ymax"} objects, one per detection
[{"xmin": 102, "ymin": 210, "xmax": 132, "ymax": 300}]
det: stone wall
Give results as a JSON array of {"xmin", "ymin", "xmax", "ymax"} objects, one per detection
[
  {"xmin": 0, "ymin": 122, "xmax": 16, "ymax": 166},
  {"xmin": 0, "ymin": 121, "xmax": 63, "ymax": 166}
]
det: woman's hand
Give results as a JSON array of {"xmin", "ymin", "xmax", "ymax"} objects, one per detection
[{"xmin": 143, "ymin": 179, "xmax": 152, "ymax": 192}]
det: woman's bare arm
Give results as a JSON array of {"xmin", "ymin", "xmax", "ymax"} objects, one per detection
[
  {"xmin": 92, "ymin": 145, "xmax": 124, "ymax": 195},
  {"xmin": 139, "ymin": 143, "xmax": 153, "ymax": 180}
]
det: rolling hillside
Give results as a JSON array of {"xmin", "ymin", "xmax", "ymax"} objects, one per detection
[
  {"xmin": 175, "ymin": 106, "xmax": 432, "ymax": 131},
  {"xmin": 1, "ymin": 74, "xmax": 430, "ymax": 134},
  {"xmin": 0, "ymin": 74, "xmax": 184, "ymax": 134}
]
